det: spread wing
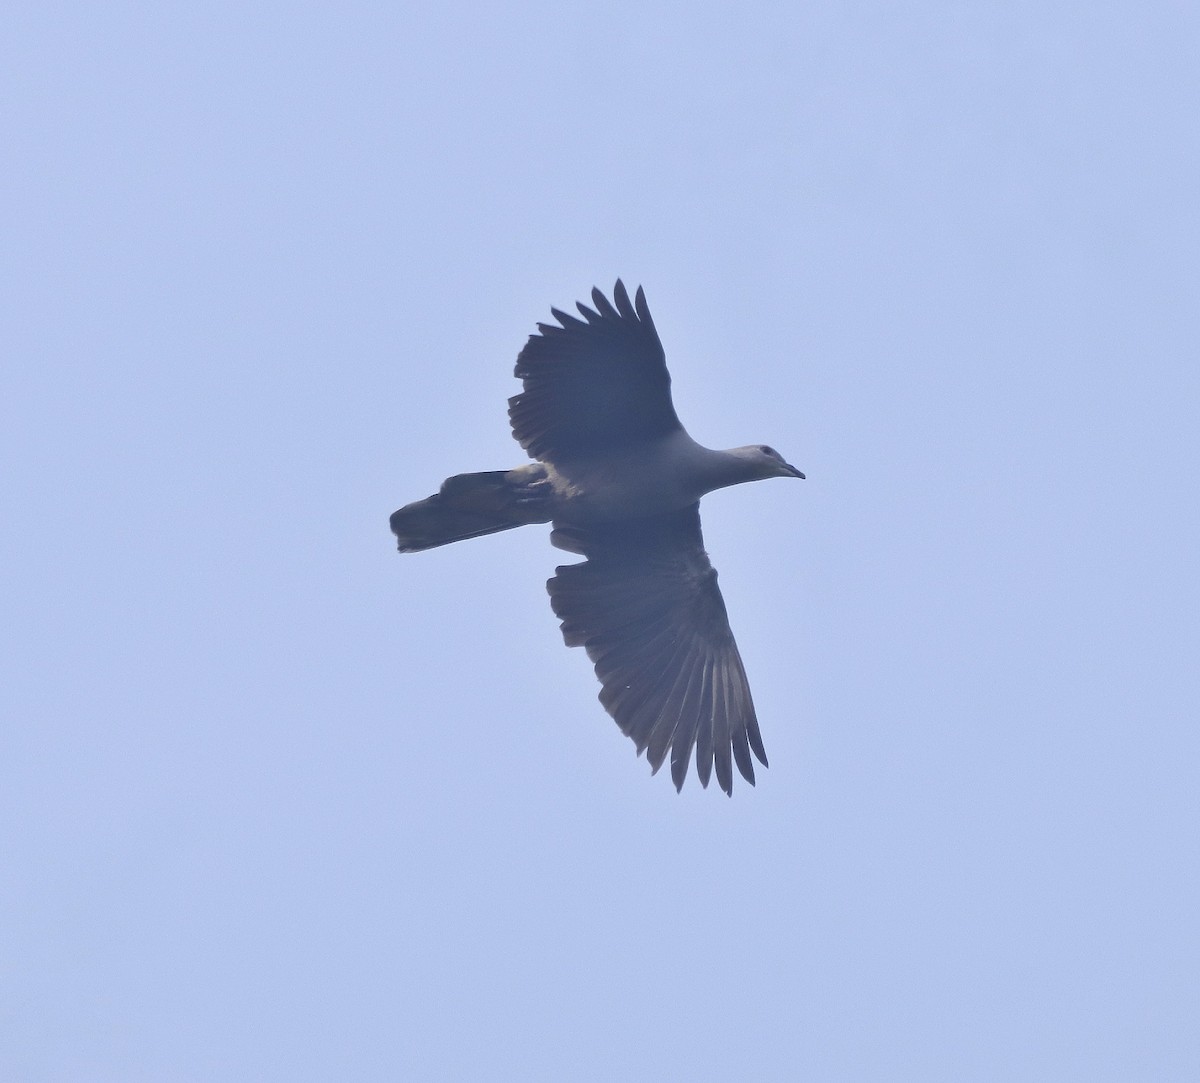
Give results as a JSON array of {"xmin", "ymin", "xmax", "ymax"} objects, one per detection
[
  {"xmin": 509, "ymin": 280, "xmax": 682, "ymax": 463},
  {"xmin": 547, "ymin": 505, "xmax": 768, "ymax": 795}
]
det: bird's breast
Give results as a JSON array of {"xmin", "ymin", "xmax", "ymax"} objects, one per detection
[{"xmin": 544, "ymin": 439, "xmax": 710, "ymax": 523}]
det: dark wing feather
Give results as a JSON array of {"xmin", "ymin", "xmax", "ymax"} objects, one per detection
[
  {"xmin": 547, "ymin": 505, "xmax": 768, "ymax": 795},
  {"xmin": 509, "ymin": 280, "xmax": 682, "ymax": 463}
]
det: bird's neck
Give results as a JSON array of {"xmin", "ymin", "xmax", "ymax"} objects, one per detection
[{"xmin": 685, "ymin": 443, "xmax": 763, "ymax": 496}]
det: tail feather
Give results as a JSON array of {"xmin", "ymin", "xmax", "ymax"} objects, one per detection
[{"xmin": 390, "ymin": 467, "xmax": 552, "ymax": 553}]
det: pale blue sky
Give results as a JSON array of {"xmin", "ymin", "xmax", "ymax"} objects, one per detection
[{"xmin": 4, "ymin": 2, "xmax": 1198, "ymax": 1079}]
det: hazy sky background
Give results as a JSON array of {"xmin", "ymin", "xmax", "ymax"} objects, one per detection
[{"xmin": 4, "ymin": 2, "xmax": 1198, "ymax": 1079}]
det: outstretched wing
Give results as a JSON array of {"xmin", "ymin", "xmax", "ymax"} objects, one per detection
[
  {"xmin": 509, "ymin": 280, "xmax": 682, "ymax": 463},
  {"xmin": 547, "ymin": 505, "xmax": 768, "ymax": 795}
]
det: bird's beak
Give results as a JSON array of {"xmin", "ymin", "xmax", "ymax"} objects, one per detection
[{"xmin": 785, "ymin": 462, "xmax": 806, "ymax": 479}]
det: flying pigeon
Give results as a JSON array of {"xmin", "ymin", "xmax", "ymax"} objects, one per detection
[{"xmin": 390, "ymin": 281, "xmax": 804, "ymax": 794}]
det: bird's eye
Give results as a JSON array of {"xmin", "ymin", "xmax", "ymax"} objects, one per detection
[{"xmin": 760, "ymin": 445, "xmax": 777, "ymax": 458}]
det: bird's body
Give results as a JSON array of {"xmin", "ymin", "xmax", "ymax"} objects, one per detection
[
  {"xmin": 390, "ymin": 281, "xmax": 804, "ymax": 794},
  {"xmin": 532, "ymin": 433, "xmax": 788, "ymax": 522}
]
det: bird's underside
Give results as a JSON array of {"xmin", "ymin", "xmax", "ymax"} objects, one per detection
[{"xmin": 390, "ymin": 280, "xmax": 802, "ymax": 795}]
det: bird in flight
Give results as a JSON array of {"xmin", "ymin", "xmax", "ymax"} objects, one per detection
[{"xmin": 390, "ymin": 281, "xmax": 804, "ymax": 794}]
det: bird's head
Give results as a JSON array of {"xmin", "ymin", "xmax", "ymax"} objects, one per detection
[{"xmin": 733, "ymin": 444, "xmax": 806, "ymax": 481}]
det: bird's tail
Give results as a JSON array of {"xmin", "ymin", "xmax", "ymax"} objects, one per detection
[{"xmin": 389, "ymin": 466, "xmax": 553, "ymax": 553}]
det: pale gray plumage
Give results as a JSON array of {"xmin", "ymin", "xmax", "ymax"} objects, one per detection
[{"xmin": 390, "ymin": 280, "xmax": 804, "ymax": 795}]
